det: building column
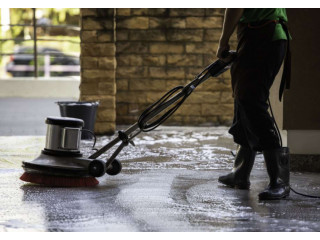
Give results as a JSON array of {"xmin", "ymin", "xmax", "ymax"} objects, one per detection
[
  {"xmin": 284, "ymin": 9, "xmax": 320, "ymax": 172},
  {"xmin": 79, "ymin": 8, "xmax": 116, "ymax": 134}
]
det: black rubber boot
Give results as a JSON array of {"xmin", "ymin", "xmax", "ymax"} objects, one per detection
[
  {"xmin": 258, "ymin": 147, "xmax": 290, "ymax": 200},
  {"xmin": 218, "ymin": 146, "xmax": 256, "ymax": 189}
]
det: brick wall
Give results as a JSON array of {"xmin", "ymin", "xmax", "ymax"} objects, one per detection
[
  {"xmin": 80, "ymin": 9, "xmax": 117, "ymax": 134},
  {"xmin": 115, "ymin": 8, "xmax": 236, "ymax": 126},
  {"xmin": 80, "ymin": 8, "xmax": 236, "ymax": 134}
]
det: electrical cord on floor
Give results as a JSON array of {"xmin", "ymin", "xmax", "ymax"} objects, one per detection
[{"xmin": 268, "ymin": 98, "xmax": 320, "ymax": 199}]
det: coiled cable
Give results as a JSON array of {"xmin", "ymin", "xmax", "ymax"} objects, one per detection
[
  {"xmin": 138, "ymin": 52, "xmax": 236, "ymax": 132},
  {"xmin": 138, "ymin": 85, "xmax": 194, "ymax": 132}
]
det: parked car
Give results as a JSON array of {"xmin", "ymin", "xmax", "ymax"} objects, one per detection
[{"xmin": 6, "ymin": 46, "xmax": 80, "ymax": 77}]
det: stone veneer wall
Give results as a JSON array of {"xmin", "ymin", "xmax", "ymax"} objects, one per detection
[
  {"xmin": 80, "ymin": 8, "xmax": 236, "ymax": 134},
  {"xmin": 115, "ymin": 8, "xmax": 236, "ymax": 126},
  {"xmin": 80, "ymin": 8, "xmax": 116, "ymax": 134}
]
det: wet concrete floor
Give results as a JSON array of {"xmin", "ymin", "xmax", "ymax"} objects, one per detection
[{"xmin": 0, "ymin": 126, "xmax": 320, "ymax": 231}]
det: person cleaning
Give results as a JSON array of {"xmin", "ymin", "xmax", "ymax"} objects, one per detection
[{"xmin": 216, "ymin": 8, "xmax": 291, "ymax": 200}]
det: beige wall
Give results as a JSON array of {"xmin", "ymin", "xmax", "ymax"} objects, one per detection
[{"xmin": 0, "ymin": 78, "xmax": 80, "ymax": 99}]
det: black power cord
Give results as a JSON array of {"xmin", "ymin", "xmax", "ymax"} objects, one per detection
[
  {"xmin": 267, "ymin": 98, "xmax": 283, "ymax": 147},
  {"xmin": 138, "ymin": 85, "xmax": 190, "ymax": 132},
  {"xmin": 81, "ymin": 129, "xmax": 98, "ymax": 151},
  {"xmin": 268, "ymin": 98, "xmax": 320, "ymax": 199}
]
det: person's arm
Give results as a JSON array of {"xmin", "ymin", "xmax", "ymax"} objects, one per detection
[{"xmin": 217, "ymin": 8, "xmax": 244, "ymax": 59}]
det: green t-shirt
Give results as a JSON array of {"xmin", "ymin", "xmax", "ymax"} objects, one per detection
[{"xmin": 240, "ymin": 8, "xmax": 289, "ymax": 41}]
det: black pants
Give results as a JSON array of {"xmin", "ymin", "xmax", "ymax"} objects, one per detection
[{"xmin": 229, "ymin": 39, "xmax": 287, "ymax": 152}]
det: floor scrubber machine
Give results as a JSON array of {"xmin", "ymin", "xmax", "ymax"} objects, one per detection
[{"xmin": 20, "ymin": 51, "xmax": 236, "ymax": 187}]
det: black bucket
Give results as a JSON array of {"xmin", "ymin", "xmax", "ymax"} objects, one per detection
[{"xmin": 57, "ymin": 101, "xmax": 99, "ymax": 139}]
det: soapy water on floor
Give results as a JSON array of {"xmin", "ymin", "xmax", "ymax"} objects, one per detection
[
  {"xmin": 1, "ymin": 126, "xmax": 319, "ymax": 232},
  {"xmin": 81, "ymin": 126, "xmax": 266, "ymax": 171},
  {"xmin": 0, "ymin": 126, "xmax": 267, "ymax": 173}
]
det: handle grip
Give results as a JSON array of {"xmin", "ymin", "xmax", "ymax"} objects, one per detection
[{"xmin": 221, "ymin": 50, "xmax": 230, "ymax": 59}]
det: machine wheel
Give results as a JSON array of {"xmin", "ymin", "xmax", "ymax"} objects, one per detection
[
  {"xmin": 106, "ymin": 159, "xmax": 122, "ymax": 176},
  {"xmin": 88, "ymin": 160, "xmax": 106, "ymax": 177}
]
